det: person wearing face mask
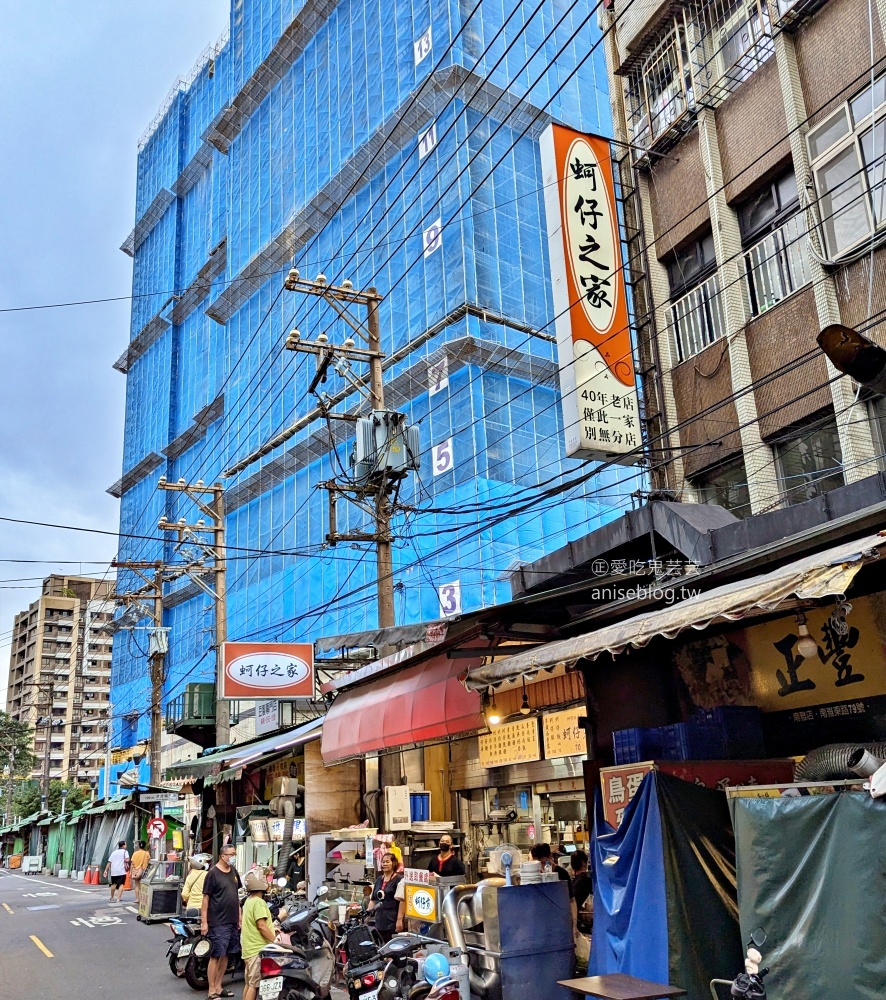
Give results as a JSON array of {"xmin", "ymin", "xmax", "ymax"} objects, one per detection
[
  {"xmin": 367, "ymin": 852, "xmax": 403, "ymax": 942},
  {"xmin": 427, "ymin": 835, "xmax": 464, "ymax": 878}
]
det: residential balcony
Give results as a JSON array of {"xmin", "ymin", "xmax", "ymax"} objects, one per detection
[
  {"xmin": 624, "ymin": 0, "xmax": 786, "ymax": 164},
  {"xmin": 165, "ymin": 682, "xmax": 218, "ymax": 748}
]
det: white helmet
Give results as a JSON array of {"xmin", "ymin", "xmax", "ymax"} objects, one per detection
[{"xmin": 189, "ymin": 853, "xmax": 211, "ymax": 870}]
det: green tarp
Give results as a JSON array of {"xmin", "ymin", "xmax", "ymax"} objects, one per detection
[{"xmin": 731, "ymin": 791, "xmax": 886, "ymax": 1000}]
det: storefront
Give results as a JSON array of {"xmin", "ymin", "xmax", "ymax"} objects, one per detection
[{"xmin": 463, "ymin": 527, "xmax": 886, "ymax": 997}]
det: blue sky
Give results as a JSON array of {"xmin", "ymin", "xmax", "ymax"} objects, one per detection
[{"xmin": 0, "ymin": 1, "xmax": 230, "ymax": 704}]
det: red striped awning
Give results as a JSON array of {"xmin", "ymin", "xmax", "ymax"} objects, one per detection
[{"xmin": 320, "ymin": 653, "xmax": 484, "ymax": 762}]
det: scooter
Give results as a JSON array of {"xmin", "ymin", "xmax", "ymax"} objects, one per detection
[
  {"xmin": 338, "ymin": 909, "xmax": 385, "ymax": 1000},
  {"xmin": 710, "ymin": 929, "xmax": 769, "ymax": 1000},
  {"xmin": 166, "ymin": 908, "xmax": 203, "ymax": 978},
  {"xmin": 259, "ymin": 886, "xmax": 335, "ymax": 1000},
  {"xmin": 376, "ymin": 936, "xmax": 460, "ymax": 1000}
]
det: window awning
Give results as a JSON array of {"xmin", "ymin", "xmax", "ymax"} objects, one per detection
[
  {"xmin": 466, "ymin": 531, "xmax": 886, "ymax": 690},
  {"xmin": 321, "ymin": 653, "xmax": 484, "ymax": 763},
  {"xmin": 166, "ymin": 716, "xmax": 324, "ymax": 780}
]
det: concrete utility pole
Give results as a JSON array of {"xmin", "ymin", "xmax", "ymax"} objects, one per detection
[
  {"xmin": 157, "ymin": 480, "xmax": 228, "ymax": 745},
  {"xmin": 108, "ymin": 561, "xmax": 167, "ymax": 786},
  {"xmin": 280, "ymin": 271, "xmax": 405, "ymax": 630},
  {"xmin": 4, "ymin": 747, "xmax": 14, "ymax": 825}
]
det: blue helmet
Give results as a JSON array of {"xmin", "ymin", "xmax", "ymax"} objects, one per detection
[{"xmin": 423, "ymin": 952, "xmax": 450, "ymax": 984}]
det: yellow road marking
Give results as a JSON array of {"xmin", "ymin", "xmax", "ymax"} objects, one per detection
[
  {"xmin": 30, "ymin": 935, "xmax": 54, "ymax": 958},
  {"xmin": 2, "ymin": 903, "xmax": 13, "ymax": 914}
]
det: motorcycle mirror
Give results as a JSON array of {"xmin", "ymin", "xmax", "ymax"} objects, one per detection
[
  {"xmin": 276, "ymin": 877, "xmax": 288, "ymax": 887},
  {"xmin": 316, "ymin": 886, "xmax": 329, "ymax": 898},
  {"xmin": 750, "ymin": 928, "xmax": 767, "ymax": 948}
]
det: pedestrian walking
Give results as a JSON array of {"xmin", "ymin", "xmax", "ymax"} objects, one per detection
[
  {"xmin": 200, "ymin": 845, "xmax": 242, "ymax": 1000},
  {"xmin": 129, "ymin": 840, "xmax": 151, "ymax": 899},
  {"xmin": 240, "ymin": 870, "xmax": 277, "ymax": 1000},
  {"xmin": 103, "ymin": 840, "xmax": 130, "ymax": 903}
]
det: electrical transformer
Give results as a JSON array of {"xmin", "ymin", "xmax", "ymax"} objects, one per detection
[{"xmin": 350, "ymin": 410, "xmax": 420, "ymax": 484}]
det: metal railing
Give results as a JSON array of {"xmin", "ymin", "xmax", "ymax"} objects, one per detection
[
  {"xmin": 744, "ymin": 213, "xmax": 812, "ymax": 316},
  {"xmin": 670, "ymin": 271, "xmax": 728, "ymax": 363}
]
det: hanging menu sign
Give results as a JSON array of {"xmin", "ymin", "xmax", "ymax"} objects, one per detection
[
  {"xmin": 479, "ymin": 718, "xmax": 541, "ymax": 768},
  {"xmin": 542, "ymin": 707, "xmax": 587, "ymax": 759}
]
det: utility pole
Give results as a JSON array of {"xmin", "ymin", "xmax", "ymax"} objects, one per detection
[
  {"xmin": 5, "ymin": 747, "xmax": 15, "ymax": 825},
  {"xmin": 108, "ymin": 562, "xmax": 167, "ymax": 786},
  {"xmin": 157, "ymin": 480, "xmax": 228, "ymax": 745},
  {"xmin": 26, "ymin": 677, "xmax": 58, "ymax": 812},
  {"xmin": 280, "ymin": 270, "xmax": 416, "ymax": 631}
]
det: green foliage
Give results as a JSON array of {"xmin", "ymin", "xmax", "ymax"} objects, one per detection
[
  {"xmin": 0, "ymin": 712, "xmax": 37, "ymax": 777},
  {"xmin": 11, "ymin": 779, "xmax": 89, "ymax": 818}
]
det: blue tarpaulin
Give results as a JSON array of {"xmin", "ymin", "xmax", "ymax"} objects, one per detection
[{"xmin": 591, "ymin": 772, "xmax": 742, "ymax": 997}]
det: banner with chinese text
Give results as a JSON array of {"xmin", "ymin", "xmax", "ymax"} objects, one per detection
[
  {"xmin": 540, "ymin": 124, "xmax": 641, "ymax": 463},
  {"xmin": 220, "ymin": 642, "xmax": 314, "ymax": 700}
]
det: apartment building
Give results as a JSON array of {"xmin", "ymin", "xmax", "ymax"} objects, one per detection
[
  {"xmin": 5, "ymin": 576, "xmax": 115, "ymax": 788},
  {"xmin": 601, "ymin": 0, "xmax": 886, "ymax": 515}
]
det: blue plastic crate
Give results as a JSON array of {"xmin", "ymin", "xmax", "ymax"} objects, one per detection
[
  {"xmin": 693, "ymin": 707, "xmax": 765, "ymax": 759},
  {"xmin": 655, "ymin": 723, "xmax": 691, "ymax": 761},
  {"xmin": 613, "ymin": 728, "xmax": 658, "ymax": 764}
]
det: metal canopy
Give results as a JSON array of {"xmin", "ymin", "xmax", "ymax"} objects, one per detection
[
  {"xmin": 466, "ymin": 532, "xmax": 886, "ymax": 690},
  {"xmin": 165, "ymin": 716, "xmax": 324, "ymax": 779}
]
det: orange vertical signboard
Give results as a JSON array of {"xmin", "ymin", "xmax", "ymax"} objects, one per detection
[{"xmin": 540, "ymin": 125, "xmax": 641, "ymax": 462}]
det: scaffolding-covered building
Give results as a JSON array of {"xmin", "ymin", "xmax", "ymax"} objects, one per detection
[{"xmin": 110, "ymin": 0, "xmax": 638, "ymax": 746}]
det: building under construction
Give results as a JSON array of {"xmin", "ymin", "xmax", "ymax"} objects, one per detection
[{"xmin": 110, "ymin": 1, "xmax": 638, "ymax": 747}]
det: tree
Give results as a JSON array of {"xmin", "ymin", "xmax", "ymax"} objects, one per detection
[
  {"xmin": 12, "ymin": 779, "xmax": 89, "ymax": 817},
  {"xmin": 0, "ymin": 711, "xmax": 37, "ymax": 777}
]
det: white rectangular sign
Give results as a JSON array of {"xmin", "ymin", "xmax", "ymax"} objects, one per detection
[{"xmin": 255, "ymin": 699, "xmax": 279, "ymax": 735}]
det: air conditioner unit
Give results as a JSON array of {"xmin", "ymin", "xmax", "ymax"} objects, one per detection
[{"xmin": 384, "ymin": 785, "xmax": 411, "ymax": 831}]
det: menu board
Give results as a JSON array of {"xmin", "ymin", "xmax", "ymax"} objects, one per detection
[
  {"xmin": 542, "ymin": 707, "xmax": 587, "ymax": 759},
  {"xmin": 479, "ymin": 718, "xmax": 541, "ymax": 768}
]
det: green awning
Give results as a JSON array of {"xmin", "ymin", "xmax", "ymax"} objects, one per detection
[
  {"xmin": 165, "ymin": 717, "xmax": 323, "ymax": 780},
  {"xmin": 85, "ymin": 796, "xmax": 131, "ymax": 816},
  {"xmin": 37, "ymin": 817, "xmax": 52, "ymax": 827}
]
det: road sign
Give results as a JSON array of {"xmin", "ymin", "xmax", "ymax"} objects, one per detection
[
  {"xmin": 140, "ymin": 792, "xmax": 180, "ymax": 804},
  {"xmin": 147, "ymin": 817, "xmax": 167, "ymax": 839}
]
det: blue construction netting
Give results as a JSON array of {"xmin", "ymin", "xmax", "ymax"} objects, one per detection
[{"xmin": 110, "ymin": 0, "xmax": 643, "ymax": 742}]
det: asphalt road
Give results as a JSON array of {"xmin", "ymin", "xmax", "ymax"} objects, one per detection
[
  {"xmin": 0, "ymin": 869, "xmax": 350, "ymax": 1000},
  {"xmin": 0, "ymin": 868, "xmax": 216, "ymax": 1000}
]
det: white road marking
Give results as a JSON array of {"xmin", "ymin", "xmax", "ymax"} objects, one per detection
[
  {"xmin": 0, "ymin": 871, "xmax": 94, "ymax": 894},
  {"xmin": 126, "ymin": 905, "xmax": 139, "ymax": 914}
]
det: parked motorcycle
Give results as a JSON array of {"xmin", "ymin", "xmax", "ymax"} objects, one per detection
[
  {"xmin": 169, "ymin": 893, "xmax": 285, "ymax": 990},
  {"xmin": 336, "ymin": 908, "xmax": 384, "ymax": 1000},
  {"xmin": 259, "ymin": 886, "xmax": 335, "ymax": 1000},
  {"xmin": 376, "ymin": 935, "xmax": 459, "ymax": 1000},
  {"xmin": 710, "ymin": 929, "xmax": 769, "ymax": 1000},
  {"xmin": 166, "ymin": 908, "xmax": 202, "ymax": 978}
]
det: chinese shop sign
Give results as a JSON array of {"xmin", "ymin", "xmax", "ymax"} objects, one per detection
[
  {"xmin": 540, "ymin": 124, "xmax": 641, "ymax": 463},
  {"xmin": 737, "ymin": 597, "xmax": 886, "ymax": 712},
  {"xmin": 479, "ymin": 718, "xmax": 541, "ymax": 768},
  {"xmin": 220, "ymin": 642, "xmax": 314, "ymax": 700},
  {"xmin": 542, "ymin": 707, "xmax": 587, "ymax": 759}
]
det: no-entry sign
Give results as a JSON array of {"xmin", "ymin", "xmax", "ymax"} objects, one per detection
[{"xmin": 147, "ymin": 817, "xmax": 168, "ymax": 840}]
